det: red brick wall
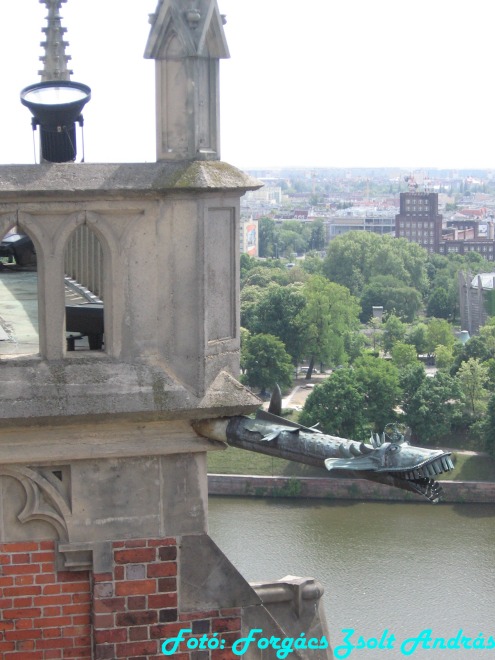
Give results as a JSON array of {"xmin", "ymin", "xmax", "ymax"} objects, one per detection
[
  {"xmin": 0, "ymin": 541, "xmax": 91, "ymax": 659},
  {"xmin": 93, "ymin": 538, "xmax": 242, "ymax": 660},
  {"xmin": 1, "ymin": 538, "xmax": 242, "ymax": 660}
]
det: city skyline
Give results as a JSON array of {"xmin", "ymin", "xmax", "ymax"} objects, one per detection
[{"xmin": 1, "ymin": 0, "xmax": 493, "ymax": 169}]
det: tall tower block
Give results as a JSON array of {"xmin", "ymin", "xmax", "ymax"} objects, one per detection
[{"xmin": 395, "ymin": 191, "xmax": 443, "ymax": 253}]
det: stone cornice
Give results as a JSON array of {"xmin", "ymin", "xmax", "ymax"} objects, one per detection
[
  {"xmin": 0, "ymin": 362, "xmax": 261, "ymax": 424},
  {"xmin": 0, "ymin": 419, "xmax": 224, "ymax": 465},
  {"xmin": 0, "ymin": 161, "xmax": 261, "ymax": 201}
]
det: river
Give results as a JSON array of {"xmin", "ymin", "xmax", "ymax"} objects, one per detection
[{"xmin": 208, "ymin": 496, "xmax": 495, "ymax": 659}]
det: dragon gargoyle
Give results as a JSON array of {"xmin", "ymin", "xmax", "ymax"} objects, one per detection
[{"xmin": 193, "ymin": 389, "xmax": 455, "ymax": 503}]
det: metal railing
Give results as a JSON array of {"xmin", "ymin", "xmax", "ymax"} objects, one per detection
[{"xmin": 64, "ymin": 225, "xmax": 104, "ymax": 301}]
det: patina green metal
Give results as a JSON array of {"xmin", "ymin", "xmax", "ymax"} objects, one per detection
[{"xmin": 194, "ymin": 391, "xmax": 455, "ymax": 504}]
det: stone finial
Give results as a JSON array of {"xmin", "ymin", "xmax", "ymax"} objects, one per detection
[
  {"xmin": 145, "ymin": 0, "xmax": 229, "ymax": 161},
  {"xmin": 145, "ymin": 0, "xmax": 229, "ymax": 60},
  {"xmin": 38, "ymin": 0, "xmax": 73, "ymax": 81}
]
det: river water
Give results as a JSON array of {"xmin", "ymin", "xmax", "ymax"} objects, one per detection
[{"xmin": 208, "ymin": 496, "xmax": 495, "ymax": 660}]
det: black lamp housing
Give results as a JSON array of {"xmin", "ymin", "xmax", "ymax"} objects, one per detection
[{"xmin": 20, "ymin": 80, "xmax": 91, "ymax": 163}]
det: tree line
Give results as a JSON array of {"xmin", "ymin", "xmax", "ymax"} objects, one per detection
[
  {"xmin": 258, "ymin": 217, "xmax": 326, "ymax": 258},
  {"xmin": 240, "ymin": 231, "xmax": 495, "ymax": 453}
]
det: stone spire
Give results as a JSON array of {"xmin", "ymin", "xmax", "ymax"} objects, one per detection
[{"xmin": 38, "ymin": 0, "xmax": 73, "ymax": 81}]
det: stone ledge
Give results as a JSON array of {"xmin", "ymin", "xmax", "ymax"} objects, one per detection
[
  {"xmin": 0, "ymin": 161, "xmax": 262, "ymax": 200},
  {"xmin": 0, "ymin": 419, "xmax": 224, "ymax": 464},
  {"xmin": 0, "ymin": 363, "xmax": 261, "ymax": 424}
]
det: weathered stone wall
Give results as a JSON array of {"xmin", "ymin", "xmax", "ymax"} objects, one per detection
[
  {"xmin": 0, "ymin": 162, "xmax": 261, "ymax": 412},
  {"xmin": 0, "ymin": 154, "xmax": 335, "ymax": 659},
  {"xmin": 0, "ymin": 427, "xmax": 213, "ymax": 551}
]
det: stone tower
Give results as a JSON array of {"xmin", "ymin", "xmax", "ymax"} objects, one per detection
[
  {"xmin": 0, "ymin": 2, "xmax": 332, "ymax": 658},
  {"xmin": 145, "ymin": 0, "xmax": 229, "ymax": 161}
]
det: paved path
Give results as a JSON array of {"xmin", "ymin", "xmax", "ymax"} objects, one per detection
[
  {"xmin": 281, "ymin": 376, "xmax": 328, "ymax": 410},
  {"xmin": 0, "ymin": 269, "xmax": 39, "ymax": 356},
  {"xmin": 0, "ymin": 268, "xmax": 92, "ymax": 357}
]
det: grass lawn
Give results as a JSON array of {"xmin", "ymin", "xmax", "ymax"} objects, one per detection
[
  {"xmin": 208, "ymin": 445, "xmax": 495, "ymax": 482},
  {"xmin": 439, "ymin": 452, "xmax": 495, "ymax": 481},
  {"xmin": 207, "ymin": 446, "xmax": 327, "ymax": 478}
]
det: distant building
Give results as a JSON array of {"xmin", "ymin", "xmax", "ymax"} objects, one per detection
[
  {"xmin": 240, "ymin": 218, "xmax": 258, "ymax": 256},
  {"xmin": 444, "ymin": 219, "xmax": 478, "ymax": 240},
  {"xmin": 437, "ymin": 238, "xmax": 495, "ymax": 259},
  {"xmin": 395, "ymin": 192, "xmax": 442, "ymax": 253},
  {"xmin": 372, "ymin": 306, "xmax": 384, "ymax": 321},
  {"xmin": 459, "ymin": 271, "xmax": 495, "ymax": 335},
  {"xmin": 396, "ymin": 192, "xmax": 495, "ymax": 259},
  {"xmin": 244, "ymin": 186, "xmax": 282, "ymax": 204},
  {"xmin": 274, "ymin": 209, "xmax": 310, "ymax": 221},
  {"xmin": 438, "ymin": 218, "xmax": 495, "ymax": 259},
  {"xmin": 326, "ymin": 215, "xmax": 395, "ymax": 241}
]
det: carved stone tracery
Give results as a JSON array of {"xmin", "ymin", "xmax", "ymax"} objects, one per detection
[{"xmin": 0, "ymin": 465, "xmax": 71, "ymax": 541}]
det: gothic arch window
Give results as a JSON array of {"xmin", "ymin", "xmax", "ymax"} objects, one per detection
[
  {"xmin": 64, "ymin": 224, "xmax": 105, "ymax": 352},
  {"xmin": 0, "ymin": 226, "xmax": 39, "ymax": 357}
]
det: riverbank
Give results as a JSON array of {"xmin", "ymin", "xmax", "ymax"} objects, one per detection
[{"xmin": 208, "ymin": 473, "xmax": 495, "ymax": 503}]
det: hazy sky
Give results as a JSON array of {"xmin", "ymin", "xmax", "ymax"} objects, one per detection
[{"xmin": 1, "ymin": 0, "xmax": 494, "ymax": 170}]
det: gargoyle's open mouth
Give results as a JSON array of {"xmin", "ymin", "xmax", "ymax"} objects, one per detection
[{"xmin": 387, "ymin": 453, "xmax": 455, "ymax": 503}]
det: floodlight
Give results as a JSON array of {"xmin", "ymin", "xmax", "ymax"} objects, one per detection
[{"xmin": 20, "ymin": 80, "xmax": 91, "ymax": 162}]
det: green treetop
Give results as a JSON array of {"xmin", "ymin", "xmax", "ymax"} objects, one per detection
[{"xmin": 296, "ymin": 275, "xmax": 360, "ymax": 376}]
